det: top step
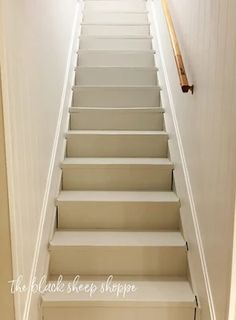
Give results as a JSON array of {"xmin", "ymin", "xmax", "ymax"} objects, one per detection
[{"xmin": 84, "ymin": 0, "xmax": 147, "ymax": 12}]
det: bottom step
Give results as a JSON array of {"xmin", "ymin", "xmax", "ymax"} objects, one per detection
[{"xmin": 42, "ymin": 277, "xmax": 195, "ymax": 320}]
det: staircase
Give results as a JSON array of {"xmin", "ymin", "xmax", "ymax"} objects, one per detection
[{"xmin": 41, "ymin": 0, "xmax": 196, "ymax": 319}]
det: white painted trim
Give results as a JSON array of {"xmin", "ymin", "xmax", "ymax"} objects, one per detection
[
  {"xmin": 20, "ymin": 3, "xmax": 82, "ymax": 319},
  {"xmin": 147, "ymin": 0, "xmax": 215, "ymax": 319},
  {"xmin": 228, "ymin": 196, "xmax": 236, "ymax": 320}
]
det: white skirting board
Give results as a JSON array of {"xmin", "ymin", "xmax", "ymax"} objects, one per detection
[{"xmin": 147, "ymin": 0, "xmax": 214, "ymax": 319}]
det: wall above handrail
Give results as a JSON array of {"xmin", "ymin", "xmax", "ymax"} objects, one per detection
[{"xmin": 161, "ymin": 0, "xmax": 194, "ymax": 94}]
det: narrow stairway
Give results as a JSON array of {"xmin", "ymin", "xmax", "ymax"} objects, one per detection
[{"xmin": 41, "ymin": 0, "xmax": 196, "ymax": 319}]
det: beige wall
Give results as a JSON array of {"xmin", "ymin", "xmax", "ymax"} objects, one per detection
[
  {"xmin": 0, "ymin": 73, "xmax": 15, "ymax": 319},
  {"xmin": 0, "ymin": 0, "xmax": 79, "ymax": 318},
  {"xmin": 152, "ymin": 0, "xmax": 236, "ymax": 319}
]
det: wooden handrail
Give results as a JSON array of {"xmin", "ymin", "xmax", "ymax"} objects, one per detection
[{"xmin": 161, "ymin": 0, "xmax": 194, "ymax": 94}]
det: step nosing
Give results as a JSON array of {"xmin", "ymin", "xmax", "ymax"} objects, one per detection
[
  {"xmin": 75, "ymin": 66, "xmax": 158, "ymax": 70},
  {"xmin": 56, "ymin": 191, "xmax": 180, "ymax": 203},
  {"xmin": 83, "ymin": 11, "xmax": 149, "ymax": 14},
  {"xmin": 77, "ymin": 49, "xmax": 155, "ymax": 53},
  {"xmin": 72, "ymin": 85, "xmax": 160, "ymax": 89},
  {"xmin": 66, "ymin": 130, "xmax": 167, "ymax": 135},
  {"xmin": 42, "ymin": 300, "xmax": 195, "ymax": 305},
  {"xmin": 81, "ymin": 23, "xmax": 151, "ymax": 26},
  {"xmin": 50, "ymin": 244, "xmax": 185, "ymax": 248},
  {"xmin": 49, "ymin": 231, "xmax": 186, "ymax": 248},
  {"xmin": 69, "ymin": 107, "xmax": 165, "ymax": 113},
  {"xmin": 79, "ymin": 35, "xmax": 153, "ymax": 39},
  {"xmin": 61, "ymin": 158, "xmax": 173, "ymax": 167}
]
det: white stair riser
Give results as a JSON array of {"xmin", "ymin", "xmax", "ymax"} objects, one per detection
[
  {"xmin": 72, "ymin": 87, "xmax": 160, "ymax": 108},
  {"xmin": 84, "ymin": 0, "xmax": 146, "ymax": 12},
  {"xmin": 42, "ymin": 307, "xmax": 194, "ymax": 320},
  {"xmin": 62, "ymin": 165, "xmax": 173, "ymax": 191},
  {"xmin": 58, "ymin": 201, "xmax": 180, "ymax": 230},
  {"xmin": 70, "ymin": 109, "xmax": 164, "ymax": 130},
  {"xmin": 79, "ymin": 38, "xmax": 152, "ymax": 50},
  {"xmin": 75, "ymin": 68, "xmax": 157, "ymax": 85},
  {"xmin": 77, "ymin": 52, "xmax": 155, "ymax": 67},
  {"xmin": 49, "ymin": 247, "xmax": 186, "ymax": 276},
  {"xmin": 83, "ymin": 13, "xmax": 148, "ymax": 24},
  {"xmin": 66, "ymin": 133, "xmax": 168, "ymax": 157},
  {"xmin": 81, "ymin": 25, "xmax": 150, "ymax": 36}
]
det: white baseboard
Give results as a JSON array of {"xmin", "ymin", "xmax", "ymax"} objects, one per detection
[
  {"xmin": 147, "ymin": 1, "xmax": 215, "ymax": 319},
  {"xmin": 22, "ymin": 3, "xmax": 82, "ymax": 319},
  {"xmin": 228, "ymin": 197, "xmax": 236, "ymax": 320}
]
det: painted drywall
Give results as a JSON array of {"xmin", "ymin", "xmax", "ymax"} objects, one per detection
[
  {"xmin": 152, "ymin": 0, "xmax": 236, "ymax": 319},
  {"xmin": 0, "ymin": 0, "xmax": 78, "ymax": 318}
]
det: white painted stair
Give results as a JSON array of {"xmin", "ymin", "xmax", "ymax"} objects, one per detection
[
  {"xmin": 82, "ymin": 13, "xmax": 149, "ymax": 24},
  {"xmin": 41, "ymin": 0, "xmax": 196, "ymax": 319},
  {"xmin": 84, "ymin": 0, "xmax": 146, "ymax": 12},
  {"xmin": 66, "ymin": 130, "xmax": 168, "ymax": 157},
  {"xmin": 49, "ymin": 231, "xmax": 187, "ymax": 276},
  {"xmin": 56, "ymin": 191, "xmax": 180, "ymax": 230},
  {"xmin": 69, "ymin": 107, "xmax": 164, "ymax": 130},
  {"xmin": 81, "ymin": 24, "xmax": 150, "ymax": 36},
  {"xmin": 79, "ymin": 36, "xmax": 153, "ymax": 50},
  {"xmin": 77, "ymin": 50, "xmax": 155, "ymax": 67},
  {"xmin": 42, "ymin": 278, "xmax": 195, "ymax": 320},
  {"xmin": 61, "ymin": 158, "xmax": 173, "ymax": 191},
  {"xmin": 75, "ymin": 66, "xmax": 158, "ymax": 85},
  {"xmin": 72, "ymin": 85, "xmax": 160, "ymax": 107}
]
